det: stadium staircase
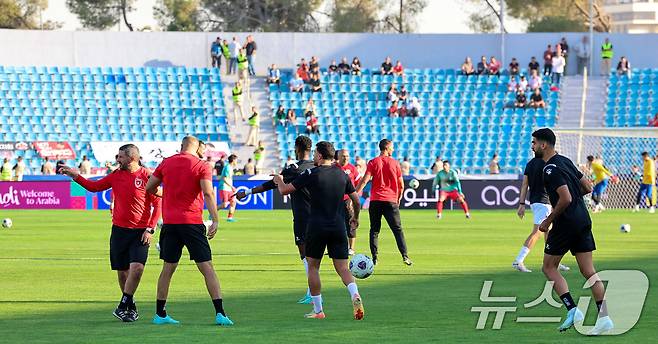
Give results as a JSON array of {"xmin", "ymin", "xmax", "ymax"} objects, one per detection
[{"xmin": 557, "ymin": 75, "xmax": 607, "ymax": 128}]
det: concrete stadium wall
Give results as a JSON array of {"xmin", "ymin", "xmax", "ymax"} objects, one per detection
[{"xmin": 1, "ymin": 30, "xmax": 658, "ymax": 76}]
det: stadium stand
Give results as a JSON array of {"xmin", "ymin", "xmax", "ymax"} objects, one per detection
[
  {"xmin": 605, "ymin": 68, "xmax": 657, "ymax": 127},
  {"xmin": 269, "ymin": 68, "xmax": 560, "ymax": 174},
  {"xmin": 0, "ymin": 66, "xmax": 228, "ymax": 172}
]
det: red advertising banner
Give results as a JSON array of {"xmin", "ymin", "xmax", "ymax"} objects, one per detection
[{"xmin": 33, "ymin": 141, "xmax": 76, "ymax": 160}]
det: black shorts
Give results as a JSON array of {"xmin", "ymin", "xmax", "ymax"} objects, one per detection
[
  {"xmin": 293, "ymin": 220, "xmax": 309, "ymax": 245},
  {"xmin": 159, "ymin": 224, "xmax": 212, "ymax": 263},
  {"xmin": 344, "ymin": 199, "xmax": 356, "ymax": 239},
  {"xmin": 545, "ymin": 223, "xmax": 596, "ymax": 256},
  {"xmin": 305, "ymin": 226, "xmax": 349, "ymax": 260},
  {"xmin": 110, "ymin": 225, "xmax": 149, "ymax": 270}
]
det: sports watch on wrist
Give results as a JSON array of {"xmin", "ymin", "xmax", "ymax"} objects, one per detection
[{"xmin": 146, "ymin": 228, "xmax": 155, "ymax": 234}]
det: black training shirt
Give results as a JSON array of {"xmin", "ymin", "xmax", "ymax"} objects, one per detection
[
  {"xmin": 543, "ymin": 154, "xmax": 592, "ymax": 228},
  {"xmin": 523, "ymin": 157, "xmax": 550, "ymax": 204},
  {"xmin": 262, "ymin": 159, "xmax": 315, "ymax": 221}
]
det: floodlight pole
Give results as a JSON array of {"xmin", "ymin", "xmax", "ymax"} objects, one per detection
[
  {"xmin": 589, "ymin": 0, "xmax": 594, "ymax": 77},
  {"xmin": 500, "ymin": 0, "xmax": 506, "ymax": 65}
]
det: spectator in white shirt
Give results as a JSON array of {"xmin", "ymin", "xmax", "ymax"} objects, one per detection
[
  {"xmin": 518, "ymin": 75, "xmax": 528, "ymax": 91},
  {"xmin": 574, "ymin": 35, "xmax": 590, "ymax": 75},
  {"xmin": 229, "ymin": 37, "xmax": 240, "ymax": 74},
  {"xmin": 551, "ymin": 52, "xmax": 566, "ymax": 85},
  {"xmin": 529, "ymin": 69, "xmax": 543, "ymax": 90},
  {"xmin": 267, "ymin": 64, "xmax": 280, "ymax": 85},
  {"xmin": 407, "ymin": 97, "xmax": 421, "ymax": 117},
  {"xmin": 289, "ymin": 73, "xmax": 304, "ymax": 92}
]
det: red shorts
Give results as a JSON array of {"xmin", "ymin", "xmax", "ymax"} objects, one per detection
[
  {"xmin": 440, "ymin": 190, "xmax": 462, "ymax": 201},
  {"xmin": 219, "ymin": 190, "xmax": 234, "ymax": 203}
]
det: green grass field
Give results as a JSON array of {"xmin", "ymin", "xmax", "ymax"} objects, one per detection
[{"xmin": 0, "ymin": 209, "xmax": 655, "ymax": 343}]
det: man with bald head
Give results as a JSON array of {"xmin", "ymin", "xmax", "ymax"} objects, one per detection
[
  {"xmin": 146, "ymin": 136, "xmax": 234, "ymax": 326},
  {"xmin": 336, "ymin": 149, "xmax": 360, "ymax": 255},
  {"xmin": 61, "ymin": 144, "xmax": 162, "ymax": 322}
]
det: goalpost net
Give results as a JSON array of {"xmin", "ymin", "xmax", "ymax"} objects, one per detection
[{"xmin": 553, "ymin": 128, "xmax": 658, "ymax": 209}]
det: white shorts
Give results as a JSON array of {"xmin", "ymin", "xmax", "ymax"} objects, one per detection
[{"xmin": 530, "ymin": 203, "xmax": 552, "ymax": 225}]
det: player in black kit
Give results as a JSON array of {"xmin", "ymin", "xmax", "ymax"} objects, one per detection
[
  {"xmin": 235, "ymin": 135, "xmax": 316, "ymax": 304},
  {"xmin": 274, "ymin": 141, "xmax": 364, "ymax": 320},
  {"xmin": 532, "ymin": 128, "xmax": 612, "ymax": 335}
]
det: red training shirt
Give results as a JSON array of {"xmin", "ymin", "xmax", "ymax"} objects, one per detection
[
  {"xmin": 337, "ymin": 162, "xmax": 359, "ymax": 201},
  {"xmin": 153, "ymin": 152, "xmax": 212, "ymax": 224},
  {"xmin": 366, "ymin": 156, "xmax": 402, "ymax": 202},
  {"xmin": 74, "ymin": 167, "xmax": 161, "ymax": 229}
]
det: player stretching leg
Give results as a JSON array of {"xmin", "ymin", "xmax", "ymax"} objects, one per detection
[
  {"xmin": 514, "ymin": 157, "xmax": 569, "ymax": 273},
  {"xmin": 586, "ymin": 156, "xmax": 614, "ymax": 213},
  {"xmin": 532, "ymin": 128, "xmax": 612, "ymax": 335},
  {"xmin": 433, "ymin": 160, "xmax": 470, "ymax": 219},
  {"xmin": 275, "ymin": 141, "xmax": 364, "ymax": 320}
]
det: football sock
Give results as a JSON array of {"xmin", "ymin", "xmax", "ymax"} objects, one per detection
[
  {"xmin": 212, "ymin": 298, "xmax": 225, "ymax": 316},
  {"xmin": 437, "ymin": 201, "xmax": 444, "ymax": 213},
  {"xmin": 302, "ymin": 258, "xmax": 310, "ymax": 296},
  {"xmin": 460, "ymin": 201, "xmax": 470, "ymax": 213},
  {"xmin": 156, "ymin": 299, "xmax": 167, "ymax": 317},
  {"xmin": 118, "ymin": 292, "xmax": 133, "ymax": 310},
  {"xmin": 129, "ymin": 299, "xmax": 137, "ymax": 311},
  {"xmin": 515, "ymin": 246, "xmax": 530, "ymax": 263},
  {"xmin": 311, "ymin": 295, "xmax": 323, "ymax": 313},
  {"xmin": 347, "ymin": 282, "xmax": 359, "ymax": 299},
  {"xmin": 560, "ymin": 292, "xmax": 576, "ymax": 310}
]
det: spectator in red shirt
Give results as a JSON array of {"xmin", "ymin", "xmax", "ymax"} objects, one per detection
[
  {"xmin": 355, "ymin": 139, "xmax": 412, "ymax": 266},
  {"xmin": 146, "ymin": 136, "xmax": 233, "ymax": 326},
  {"xmin": 297, "ymin": 59, "xmax": 309, "ymax": 82},
  {"xmin": 61, "ymin": 144, "xmax": 161, "ymax": 323},
  {"xmin": 388, "ymin": 100, "xmax": 400, "ymax": 117},
  {"xmin": 336, "ymin": 149, "xmax": 360, "ymax": 255},
  {"xmin": 392, "ymin": 60, "xmax": 404, "ymax": 76},
  {"xmin": 306, "ymin": 113, "xmax": 319, "ymax": 134},
  {"xmin": 488, "ymin": 56, "xmax": 501, "ymax": 76},
  {"xmin": 649, "ymin": 113, "xmax": 658, "ymax": 127},
  {"xmin": 543, "ymin": 44, "xmax": 554, "ymax": 76}
]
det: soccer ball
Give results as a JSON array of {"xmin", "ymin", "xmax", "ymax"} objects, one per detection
[
  {"xmin": 2, "ymin": 218, "xmax": 12, "ymax": 228},
  {"xmin": 409, "ymin": 179, "xmax": 420, "ymax": 189},
  {"xmin": 620, "ymin": 224, "xmax": 631, "ymax": 233},
  {"xmin": 349, "ymin": 254, "xmax": 375, "ymax": 279}
]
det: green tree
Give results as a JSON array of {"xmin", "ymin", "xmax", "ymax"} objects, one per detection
[
  {"xmin": 527, "ymin": 16, "xmax": 585, "ymax": 32},
  {"xmin": 330, "ymin": 0, "xmax": 379, "ymax": 32},
  {"xmin": 200, "ymin": 0, "xmax": 324, "ymax": 32},
  {"xmin": 0, "ymin": 0, "xmax": 60, "ymax": 29},
  {"xmin": 66, "ymin": 0, "xmax": 135, "ymax": 31},
  {"xmin": 154, "ymin": 0, "xmax": 201, "ymax": 31},
  {"xmin": 379, "ymin": 0, "xmax": 427, "ymax": 33}
]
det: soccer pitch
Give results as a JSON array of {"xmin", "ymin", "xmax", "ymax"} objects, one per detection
[{"xmin": 0, "ymin": 209, "xmax": 655, "ymax": 343}]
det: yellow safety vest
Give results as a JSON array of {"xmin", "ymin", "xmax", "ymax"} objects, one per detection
[
  {"xmin": 254, "ymin": 147, "xmax": 263, "ymax": 161},
  {"xmin": 237, "ymin": 54, "xmax": 248, "ymax": 70},
  {"xmin": 232, "ymin": 86, "xmax": 242, "ymax": 102},
  {"xmin": 249, "ymin": 113, "xmax": 259, "ymax": 127},
  {"xmin": 1, "ymin": 163, "xmax": 11, "ymax": 181},
  {"xmin": 601, "ymin": 42, "xmax": 613, "ymax": 59}
]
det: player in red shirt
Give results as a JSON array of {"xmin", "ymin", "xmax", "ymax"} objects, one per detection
[
  {"xmin": 355, "ymin": 139, "xmax": 412, "ymax": 266},
  {"xmin": 336, "ymin": 149, "xmax": 360, "ymax": 255},
  {"xmin": 145, "ymin": 136, "xmax": 233, "ymax": 326},
  {"xmin": 61, "ymin": 144, "xmax": 161, "ymax": 323}
]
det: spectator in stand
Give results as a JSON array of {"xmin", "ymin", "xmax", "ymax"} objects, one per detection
[
  {"xmin": 287, "ymin": 109, "xmax": 297, "ymax": 127},
  {"xmin": 461, "ymin": 57, "xmax": 475, "ymax": 75},
  {"xmin": 648, "ymin": 113, "xmax": 658, "ymax": 127},
  {"xmin": 79, "ymin": 155, "xmax": 91, "ymax": 175},
  {"xmin": 543, "ymin": 44, "xmax": 553, "ymax": 76},
  {"xmin": 267, "ymin": 64, "xmax": 280, "ymax": 85},
  {"xmin": 243, "ymin": 158, "xmax": 256, "ymax": 176},
  {"xmin": 575, "ymin": 35, "xmax": 590, "ymax": 75},
  {"xmin": 13, "ymin": 156, "xmax": 26, "ymax": 181},
  {"xmin": 388, "ymin": 100, "xmax": 400, "ymax": 117},
  {"xmin": 488, "ymin": 56, "xmax": 501, "ymax": 76},
  {"xmin": 407, "ymin": 97, "xmax": 421, "ymax": 117},
  {"xmin": 297, "ymin": 60, "xmax": 310, "ymax": 82},
  {"xmin": 508, "ymin": 57, "xmax": 520, "ymax": 75},
  {"xmin": 328, "ymin": 59, "xmax": 338, "ymax": 74},
  {"xmin": 617, "ymin": 56, "xmax": 631, "ymax": 77},
  {"xmin": 514, "ymin": 89, "xmax": 527, "ymax": 108},
  {"xmin": 309, "ymin": 74, "xmax": 322, "ymax": 92},
  {"xmin": 42, "ymin": 158, "xmax": 55, "ymax": 175},
  {"xmin": 551, "ymin": 52, "xmax": 566, "ymax": 85},
  {"xmin": 210, "ymin": 37, "xmax": 222, "ymax": 69},
  {"xmin": 229, "ymin": 36, "xmax": 240, "ymax": 75},
  {"xmin": 529, "ymin": 70, "xmax": 542, "ymax": 90},
  {"xmin": 488, "ymin": 153, "xmax": 500, "ymax": 174},
  {"xmin": 289, "ymin": 72, "xmax": 304, "ymax": 93},
  {"xmin": 306, "ymin": 113, "xmax": 320, "ymax": 134},
  {"xmin": 507, "ymin": 76, "xmax": 518, "ymax": 92},
  {"xmin": 351, "ymin": 57, "xmax": 362, "ymax": 75},
  {"xmin": 309, "ymin": 56, "xmax": 320, "ymax": 71},
  {"xmin": 244, "ymin": 35, "xmax": 257, "ymax": 76},
  {"xmin": 529, "ymin": 88, "xmax": 546, "ymax": 108},
  {"xmin": 275, "ymin": 105, "xmax": 287, "ymax": 127},
  {"xmin": 392, "ymin": 60, "xmax": 404, "ymax": 76},
  {"xmin": 528, "ymin": 56, "xmax": 540, "ymax": 74},
  {"xmin": 381, "ymin": 56, "xmax": 393, "ymax": 75},
  {"xmin": 401, "ymin": 157, "xmax": 411, "ymax": 176},
  {"xmin": 387, "ymin": 84, "xmax": 399, "ymax": 102},
  {"xmin": 398, "ymin": 85, "xmax": 408, "ymax": 103},
  {"xmin": 431, "ymin": 156, "xmax": 443, "ymax": 174},
  {"xmin": 518, "ymin": 75, "xmax": 528, "ymax": 91},
  {"xmin": 304, "ymin": 99, "xmax": 317, "ymax": 117},
  {"xmin": 338, "ymin": 57, "xmax": 351, "ymax": 75},
  {"xmin": 559, "ymin": 37, "xmax": 569, "ymax": 75},
  {"xmin": 310, "ymin": 65, "xmax": 321, "ymax": 79},
  {"xmin": 477, "ymin": 56, "xmax": 489, "ymax": 75}
]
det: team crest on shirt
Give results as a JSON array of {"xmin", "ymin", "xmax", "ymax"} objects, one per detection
[
  {"xmin": 344, "ymin": 169, "xmax": 351, "ymax": 175},
  {"xmin": 134, "ymin": 178, "xmax": 144, "ymax": 188},
  {"xmin": 546, "ymin": 169, "xmax": 552, "ymax": 175}
]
